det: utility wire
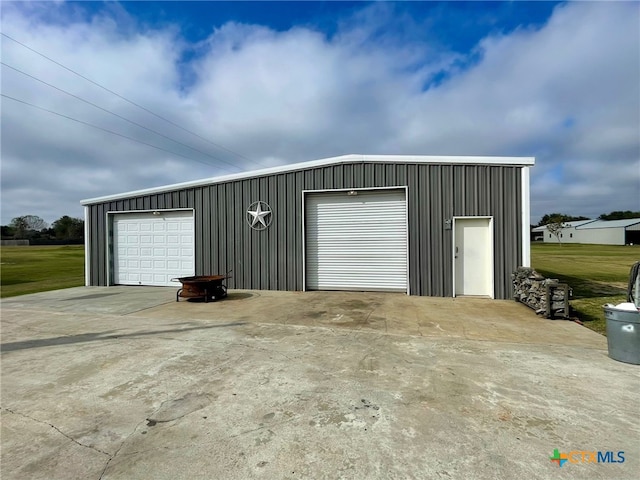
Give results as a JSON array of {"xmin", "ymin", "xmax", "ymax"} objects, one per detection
[
  {"xmin": 1, "ymin": 61, "xmax": 243, "ymax": 172},
  {"xmin": 1, "ymin": 93, "xmax": 238, "ymax": 172},
  {"xmin": 1, "ymin": 32, "xmax": 271, "ymax": 169}
]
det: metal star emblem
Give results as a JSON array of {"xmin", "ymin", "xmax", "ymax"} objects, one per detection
[{"xmin": 246, "ymin": 201, "xmax": 272, "ymax": 230}]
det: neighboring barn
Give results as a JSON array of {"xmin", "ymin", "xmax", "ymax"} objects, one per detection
[
  {"xmin": 532, "ymin": 220, "xmax": 594, "ymax": 243},
  {"xmin": 81, "ymin": 154, "xmax": 534, "ymax": 299},
  {"xmin": 533, "ymin": 218, "xmax": 640, "ymax": 245}
]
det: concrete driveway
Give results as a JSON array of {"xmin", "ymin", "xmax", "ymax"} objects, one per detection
[{"xmin": 1, "ymin": 287, "xmax": 638, "ymax": 480}]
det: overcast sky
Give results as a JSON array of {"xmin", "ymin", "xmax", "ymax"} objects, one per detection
[{"xmin": 1, "ymin": 1, "xmax": 638, "ymax": 226}]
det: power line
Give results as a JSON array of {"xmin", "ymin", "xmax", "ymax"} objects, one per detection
[
  {"xmin": 1, "ymin": 93, "xmax": 238, "ymax": 172},
  {"xmin": 1, "ymin": 32, "xmax": 271, "ymax": 169},
  {"xmin": 1, "ymin": 61, "xmax": 244, "ymax": 172}
]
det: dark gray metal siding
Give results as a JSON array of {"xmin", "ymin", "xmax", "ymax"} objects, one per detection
[{"xmin": 86, "ymin": 163, "xmax": 522, "ymax": 299}]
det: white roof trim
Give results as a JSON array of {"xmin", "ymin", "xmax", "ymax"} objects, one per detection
[{"xmin": 81, "ymin": 153, "xmax": 535, "ymax": 205}]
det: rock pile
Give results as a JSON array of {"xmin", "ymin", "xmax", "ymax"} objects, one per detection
[{"xmin": 512, "ymin": 267, "xmax": 570, "ymax": 318}]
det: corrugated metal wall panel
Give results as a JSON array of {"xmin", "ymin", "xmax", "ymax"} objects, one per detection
[{"xmin": 86, "ymin": 163, "xmax": 523, "ymax": 299}]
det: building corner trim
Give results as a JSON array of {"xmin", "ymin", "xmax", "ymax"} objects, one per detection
[
  {"xmin": 84, "ymin": 206, "xmax": 90, "ymax": 286},
  {"xmin": 521, "ymin": 166, "xmax": 531, "ymax": 267}
]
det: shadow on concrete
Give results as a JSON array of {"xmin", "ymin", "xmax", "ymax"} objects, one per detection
[
  {"xmin": 61, "ymin": 293, "xmax": 121, "ymax": 301},
  {"xmin": 224, "ymin": 292, "xmax": 255, "ymax": 301},
  {"xmin": 0, "ymin": 322, "xmax": 247, "ymax": 353},
  {"xmin": 179, "ymin": 292, "xmax": 255, "ymax": 303}
]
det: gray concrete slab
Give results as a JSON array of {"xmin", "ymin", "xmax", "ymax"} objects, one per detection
[{"xmin": 1, "ymin": 287, "xmax": 639, "ymax": 480}]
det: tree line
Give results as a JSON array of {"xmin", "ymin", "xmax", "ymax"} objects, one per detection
[{"xmin": 1, "ymin": 215, "xmax": 84, "ymax": 245}]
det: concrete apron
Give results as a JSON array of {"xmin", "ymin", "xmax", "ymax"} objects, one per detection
[{"xmin": 1, "ymin": 287, "xmax": 638, "ymax": 480}]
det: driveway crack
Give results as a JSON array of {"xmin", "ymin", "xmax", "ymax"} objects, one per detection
[
  {"xmin": 98, "ymin": 409, "xmax": 160, "ymax": 480},
  {"xmin": 2, "ymin": 407, "xmax": 112, "ymax": 458}
]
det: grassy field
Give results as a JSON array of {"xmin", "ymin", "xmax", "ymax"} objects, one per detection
[
  {"xmin": 531, "ymin": 243, "xmax": 640, "ymax": 335},
  {"xmin": 0, "ymin": 245, "xmax": 85, "ymax": 298}
]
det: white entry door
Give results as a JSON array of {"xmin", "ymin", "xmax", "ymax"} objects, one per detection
[
  {"xmin": 113, "ymin": 211, "xmax": 195, "ymax": 286},
  {"xmin": 454, "ymin": 217, "xmax": 493, "ymax": 297}
]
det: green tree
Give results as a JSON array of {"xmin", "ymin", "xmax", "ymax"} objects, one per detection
[
  {"xmin": 598, "ymin": 210, "xmax": 640, "ymax": 220},
  {"xmin": 1, "ymin": 225, "xmax": 16, "ymax": 238},
  {"xmin": 9, "ymin": 215, "xmax": 48, "ymax": 238},
  {"xmin": 51, "ymin": 216, "xmax": 84, "ymax": 240},
  {"xmin": 536, "ymin": 213, "xmax": 590, "ymax": 227},
  {"xmin": 545, "ymin": 214, "xmax": 568, "ymax": 244}
]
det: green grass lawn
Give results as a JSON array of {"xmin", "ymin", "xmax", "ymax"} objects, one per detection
[
  {"xmin": 0, "ymin": 245, "xmax": 85, "ymax": 298},
  {"xmin": 531, "ymin": 243, "xmax": 640, "ymax": 335}
]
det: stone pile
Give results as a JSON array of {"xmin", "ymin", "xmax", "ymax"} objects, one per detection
[{"xmin": 512, "ymin": 267, "xmax": 570, "ymax": 318}]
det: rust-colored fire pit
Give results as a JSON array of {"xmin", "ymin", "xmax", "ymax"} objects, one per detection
[{"xmin": 173, "ymin": 274, "xmax": 230, "ymax": 302}]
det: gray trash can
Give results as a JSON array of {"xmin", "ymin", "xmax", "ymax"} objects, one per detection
[{"xmin": 603, "ymin": 306, "xmax": 640, "ymax": 365}]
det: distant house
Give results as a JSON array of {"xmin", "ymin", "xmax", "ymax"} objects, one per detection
[{"xmin": 533, "ymin": 218, "xmax": 640, "ymax": 245}]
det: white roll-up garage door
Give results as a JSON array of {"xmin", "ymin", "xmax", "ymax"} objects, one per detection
[
  {"xmin": 305, "ymin": 189, "xmax": 408, "ymax": 292},
  {"xmin": 113, "ymin": 210, "xmax": 195, "ymax": 286}
]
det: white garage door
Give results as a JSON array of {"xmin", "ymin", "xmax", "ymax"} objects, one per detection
[
  {"xmin": 113, "ymin": 211, "xmax": 194, "ymax": 286},
  {"xmin": 305, "ymin": 189, "xmax": 408, "ymax": 292}
]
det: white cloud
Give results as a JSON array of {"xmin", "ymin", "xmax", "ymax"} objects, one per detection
[{"xmin": 1, "ymin": 1, "xmax": 638, "ymax": 225}]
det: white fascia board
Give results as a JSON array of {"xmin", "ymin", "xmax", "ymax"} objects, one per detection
[{"xmin": 80, "ymin": 154, "xmax": 536, "ymax": 205}]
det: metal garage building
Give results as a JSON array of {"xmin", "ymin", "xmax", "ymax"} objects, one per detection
[
  {"xmin": 534, "ymin": 218, "xmax": 640, "ymax": 245},
  {"xmin": 81, "ymin": 154, "xmax": 534, "ymax": 299}
]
